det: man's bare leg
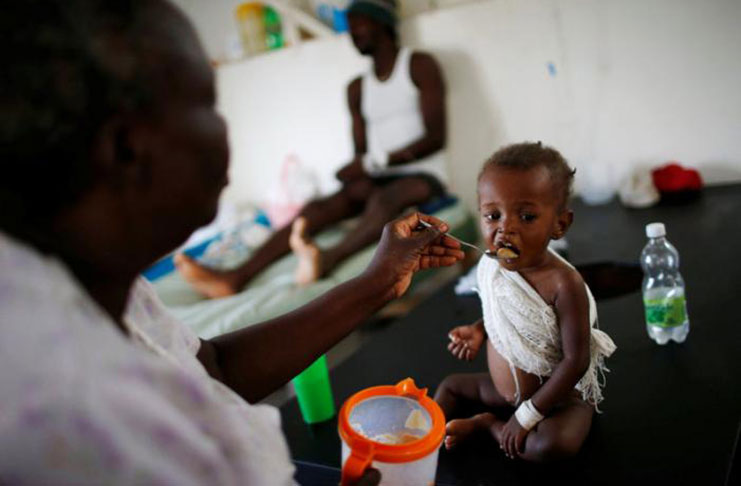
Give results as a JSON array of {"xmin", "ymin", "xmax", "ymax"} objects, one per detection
[
  {"xmin": 174, "ymin": 253, "xmax": 243, "ymax": 298},
  {"xmin": 290, "ymin": 217, "xmax": 322, "ymax": 285},
  {"xmin": 176, "ymin": 181, "xmax": 371, "ymax": 298},
  {"xmin": 290, "ymin": 177, "xmax": 436, "ymax": 285}
]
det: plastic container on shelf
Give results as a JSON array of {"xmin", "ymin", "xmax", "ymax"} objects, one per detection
[
  {"xmin": 311, "ymin": 0, "xmax": 349, "ymax": 32},
  {"xmin": 263, "ymin": 6, "xmax": 284, "ymax": 50},
  {"xmin": 235, "ymin": 2, "xmax": 266, "ymax": 56},
  {"xmin": 581, "ymin": 163, "xmax": 616, "ymax": 205},
  {"xmin": 338, "ymin": 378, "xmax": 445, "ymax": 486}
]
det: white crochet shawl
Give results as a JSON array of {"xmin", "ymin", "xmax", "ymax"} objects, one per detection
[{"xmin": 476, "ymin": 250, "xmax": 616, "ymax": 407}]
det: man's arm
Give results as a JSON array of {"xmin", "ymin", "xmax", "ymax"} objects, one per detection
[
  {"xmin": 387, "ymin": 52, "xmax": 446, "ymax": 166},
  {"xmin": 336, "ymin": 77, "xmax": 367, "ymax": 182},
  {"xmin": 348, "ymin": 76, "xmax": 367, "ymax": 156},
  {"xmin": 197, "ymin": 213, "xmax": 464, "ymax": 403}
]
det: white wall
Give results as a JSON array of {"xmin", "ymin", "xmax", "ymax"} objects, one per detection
[
  {"xmin": 403, "ymin": 0, "xmax": 741, "ymax": 209},
  {"xmin": 174, "ymin": 0, "xmax": 244, "ymax": 60},
  {"xmin": 216, "ymin": 36, "xmax": 367, "ymax": 203},
  {"xmin": 175, "ymin": 0, "xmax": 741, "ymax": 212}
]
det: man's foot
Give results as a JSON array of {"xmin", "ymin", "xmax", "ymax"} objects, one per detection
[
  {"xmin": 289, "ymin": 217, "xmax": 322, "ymax": 286},
  {"xmin": 444, "ymin": 413, "xmax": 500, "ymax": 450},
  {"xmin": 174, "ymin": 254, "xmax": 241, "ymax": 298}
]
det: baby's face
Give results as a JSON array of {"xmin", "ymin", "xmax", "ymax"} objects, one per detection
[{"xmin": 477, "ymin": 165, "xmax": 568, "ymax": 271}]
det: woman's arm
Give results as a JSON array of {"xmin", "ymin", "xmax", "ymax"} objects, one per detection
[{"xmin": 197, "ymin": 213, "xmax": 464, "ymax": 403}]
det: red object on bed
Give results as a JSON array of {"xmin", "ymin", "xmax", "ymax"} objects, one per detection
[{"xmin": 651, "ymin": 163, "xmax": 703, "ymax": 193}]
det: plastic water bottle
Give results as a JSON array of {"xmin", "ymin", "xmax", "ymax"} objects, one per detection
[{"xmin": 640, "ymin": 222, "xmax": 690, "ymax": 344}]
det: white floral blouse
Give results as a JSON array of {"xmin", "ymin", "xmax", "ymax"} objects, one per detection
[{"xmin": 0, "ymin": 232, "xmax": 296, "ymax": 485}]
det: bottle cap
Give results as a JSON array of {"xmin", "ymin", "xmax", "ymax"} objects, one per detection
[{"xmin": 645, "ymin": 222, "xmax": 666, "ymax": 238}]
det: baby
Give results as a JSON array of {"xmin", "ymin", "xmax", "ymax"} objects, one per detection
[{"xmin": 434, "ymin": 142, "xmax": 616, "ymax": 462}]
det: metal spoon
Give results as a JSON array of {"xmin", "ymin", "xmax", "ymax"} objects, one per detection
[{"xmin": 416, "ymin": 220, "xmax": 499, "ymax": 259}]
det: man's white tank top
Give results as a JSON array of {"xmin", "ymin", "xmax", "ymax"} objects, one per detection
[{"xmin": 361, "ymin": 47, "xmax": 448, "ymax": 185}]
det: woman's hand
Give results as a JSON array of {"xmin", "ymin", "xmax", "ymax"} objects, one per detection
[
  {"xmin": 499, "ymin": 415, "xmax": 529, "ymax": 460},
  {"xmin": 447, "ymin": 320, "xmax": 485, "ymax": 361},
  {"xmin": 346, "ymin": 467, "xmax": 381, "ymax": 486},
  {"xmin": 365, "ymin": 212, "xmax": 464, "ymax": 300}
]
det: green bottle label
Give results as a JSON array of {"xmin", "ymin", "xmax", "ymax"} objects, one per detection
[{"xmin": 644, "ymin": 296, "xmax": 687, "ymax": 328}]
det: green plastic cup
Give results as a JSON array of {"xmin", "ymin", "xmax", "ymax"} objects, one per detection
[{"xmin": 292, "ymin": 355, "xmax": 335, "ymax": 424}]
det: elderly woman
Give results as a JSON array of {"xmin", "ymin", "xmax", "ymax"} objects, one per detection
[{"xmin": 0, "ymin": 1, "xmax": 463, "ymax": 484}]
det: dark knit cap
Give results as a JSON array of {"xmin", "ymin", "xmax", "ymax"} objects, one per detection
[{"xmin": 346, "ymin": 0, "xmax": 398, "ymax": 27}]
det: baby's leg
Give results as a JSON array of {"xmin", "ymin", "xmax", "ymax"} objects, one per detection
[
  {"xmin": 435, "ymin": 373, "xmax": 509, "ymax": 415},
  {"xmin": 434, "ymin": 373, "xmax": 510, "ymax": 449},
  {"xmin": 519, "ymin": 393, "xmax": 594, "ymax": 462}
]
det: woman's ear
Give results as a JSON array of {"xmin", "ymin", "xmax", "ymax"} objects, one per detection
[
  {"xmin": 90, "ymin": 115, "xmax": 152, "ymax": 190},
  {"xmin": 552, "ymin": 209, "xmax": 573, "ymax": 240}
]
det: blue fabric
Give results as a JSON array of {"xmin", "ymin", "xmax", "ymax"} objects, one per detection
[
  {"xmin": 418, "ymin": 194, "xmax": 458, "ymax": 214},
  {"xmin": 142, "ymin": 238, "xmax": 215, "ymax": 282},
  {"xmin": 142, "ymin": 199, "xmax": 457, "ymax": 283},
  {"xmin": 143, "ymin": 210, "xmax": 272, "ymax": 282}
]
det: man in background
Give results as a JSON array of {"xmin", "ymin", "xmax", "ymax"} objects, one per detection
[{"xmin": 177, "ymin": 0, "xmax": 450, "ymax": 296}]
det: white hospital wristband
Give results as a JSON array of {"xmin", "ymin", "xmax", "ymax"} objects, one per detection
[{"xmin": 514, "ymin": 399, "xmax": 544, "ymax": 431}]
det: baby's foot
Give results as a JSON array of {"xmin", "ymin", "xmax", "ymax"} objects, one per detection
[
  {"xmin": 174, "ymin": 254, "xmax": 241, "ymax": 298},
  {"xmin": 444, "ymin": 418, "xmax": 481, "ymax": 449},
  {"xmin": 289, "ymin": 217, "xmax": 322, "ymax": 286},
  {"xmin": 444, "ymin": 413, "xmax": 500, "ymax": 450}
]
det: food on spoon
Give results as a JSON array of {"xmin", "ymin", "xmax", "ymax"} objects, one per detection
[{"xmin": 496, "ymin": 247, "xmax": 519, "ymax": 259}]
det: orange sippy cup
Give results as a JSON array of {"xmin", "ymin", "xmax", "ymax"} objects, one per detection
[{"xmin": 338, "ymin": 378, "xmax": 445, "ymax": 486}]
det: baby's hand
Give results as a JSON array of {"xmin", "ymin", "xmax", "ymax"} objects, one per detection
[
  {"xmin": 499, "ymin": 415, "xmax": 529, "ymax": 460},
  {"xmin": 447, "ymin": 321, "xmax": 485, "ymax": 361}
]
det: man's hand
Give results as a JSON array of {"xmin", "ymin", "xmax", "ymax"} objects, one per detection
[
  {"xmin": 447, "ymin": 321, "xmax": 485, "ymax": 361},
  {"xmin": 336, "ymin": 156, "xmax": 366, "ymax": 183},
  {"xmin": 365, "ymin": 212, "xmax": 464, "ymax": 300},
  {"xmin": 499, "ymin": 415, "xmax": 530, "ymax": 460}
]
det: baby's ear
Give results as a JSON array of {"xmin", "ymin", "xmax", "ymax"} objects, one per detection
[{"xmin": 552, "ymin": 209, "xmax": 573, "ymax": 240}]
